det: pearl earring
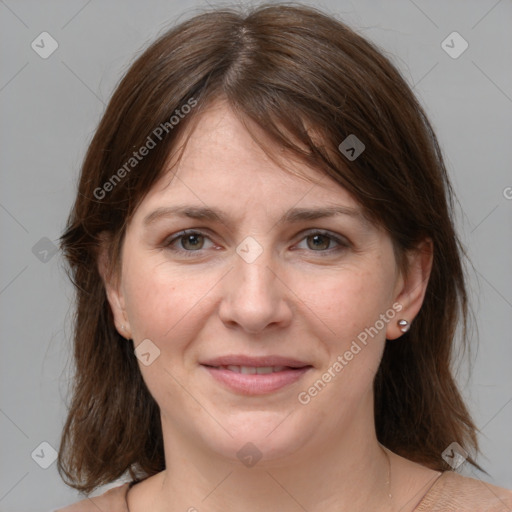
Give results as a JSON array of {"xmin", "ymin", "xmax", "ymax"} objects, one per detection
[{"xmin": 397, "ymin": 319, "xmax": 410, "ymax": 333}]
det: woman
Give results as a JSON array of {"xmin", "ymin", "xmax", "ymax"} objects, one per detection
[{"xmin": 55, "ymin": 4, "xmax": 512, "ymax": 511}]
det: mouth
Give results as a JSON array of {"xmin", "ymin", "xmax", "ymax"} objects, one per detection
[
  {"xmin": 209, "ymin": 365, "xmax": 295, "ymax": 374},
  {"xmin": 200, "ymin": 356, "xmax": 313, "ymax": 395}
]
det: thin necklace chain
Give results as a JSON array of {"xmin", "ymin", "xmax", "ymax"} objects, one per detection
[{"xmin": 380, "ymin": 443, "xmax": 393, "ymax": 500}]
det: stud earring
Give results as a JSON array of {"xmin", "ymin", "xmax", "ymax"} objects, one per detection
[{"xmin": 397, "ymin": 319, "xmax": 410, "ymax": 333}]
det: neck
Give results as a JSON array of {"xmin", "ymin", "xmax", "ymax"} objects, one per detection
[{"xmin": 154, "ymin": 400, "xmax": 393, "ymax": 511}]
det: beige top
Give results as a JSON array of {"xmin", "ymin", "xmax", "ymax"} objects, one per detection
[{"xmin": 55, "ymin": 471, "xmax": 512, "ymax": 511}]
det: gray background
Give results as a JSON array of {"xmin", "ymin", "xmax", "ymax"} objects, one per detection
[{"xmin": 0, "ymin": 0, "xmax": 511, "ymax": 510}]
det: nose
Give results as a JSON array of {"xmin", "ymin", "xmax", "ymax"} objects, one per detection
[{"xmin": 218, "ymin": 247, "xmax": 293, "ymax": 334}]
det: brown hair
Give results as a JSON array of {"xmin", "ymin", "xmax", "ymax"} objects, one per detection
[{"xmin": 58, "ymin": 3, "xmax": 481, "ymax": 494}]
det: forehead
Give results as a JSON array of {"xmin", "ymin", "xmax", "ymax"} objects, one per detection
[{"xmin": 136, "ymin": 101, "xmax": 362, "ymax": 216}]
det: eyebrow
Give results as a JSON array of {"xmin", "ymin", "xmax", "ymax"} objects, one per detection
[{"xmin": 143, "ymin": 204, "xmax": 366, "ymax": 228}]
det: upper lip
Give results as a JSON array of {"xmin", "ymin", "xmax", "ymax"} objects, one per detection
[{"xmin": 200, "ymin": 355, "xmax": 311, "ymax": 368}]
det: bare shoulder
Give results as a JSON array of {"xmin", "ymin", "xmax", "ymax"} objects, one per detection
[
  {"xmin": 415, "ymin": 471, "xmax": 512, "ymax": 511},
  {"xmin": 53, "ymin": 482, "xmax": 131, "ymax": 512}
]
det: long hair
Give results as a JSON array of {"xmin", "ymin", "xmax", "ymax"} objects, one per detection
[{"xmin": 58, "ymin": 3, "xmax": 480, "ymax": 493}]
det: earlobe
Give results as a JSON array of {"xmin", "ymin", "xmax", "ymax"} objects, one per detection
[{"xmin": 386, "ymin": 239, "xmax": 433, "ymax": 340}]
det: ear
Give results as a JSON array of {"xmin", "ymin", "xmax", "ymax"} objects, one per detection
[
  {"xmin": 386, "ymin": 238, "xmax": 433, "ymax": 340},
  {"xmin": 97, "ymin": 232, "xmax": 132, "ymax": 340}
]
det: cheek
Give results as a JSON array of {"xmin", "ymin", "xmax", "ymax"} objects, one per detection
[
  {"xmin": 123, "ymin": 271, "xmax": 173, "ymax": 340},
  {"xmin": 298, "ymin": 275, "xmax": 391, "ymax": 419},
  {"xmin": 120, "ymin": 253, "xmax": 210, "ymax": 414},
  {"xmin": 304, "ymin": 266, "xmax": 395, "ymax": 339},
  {"xmin": 299, "ymin": 264, "xmax": 396, "ymax": 399},
  {"xmin": 121, "ymin": 249, "xmax": 215, "ymax": 346}
]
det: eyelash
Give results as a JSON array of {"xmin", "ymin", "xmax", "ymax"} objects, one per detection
[{"xmin": 163, "ymin": 229, "xmax": 350, "ymax": 258}]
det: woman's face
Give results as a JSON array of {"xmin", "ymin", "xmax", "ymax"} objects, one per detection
[{"xmin": 105, "ymin": 101, "xmax": 426, "ymax": 464}]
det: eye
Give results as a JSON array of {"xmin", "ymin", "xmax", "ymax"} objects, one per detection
[
  {"xmin": 294, "ymin": 230, "xmax": 349, "ymax": 254},
  {"xmin": 164, "ymin": 230, "xmax": 215, "ymax": 255}
]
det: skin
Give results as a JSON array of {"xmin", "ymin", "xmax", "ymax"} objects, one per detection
[{"xmin": 101, "ymin": 100, "xmax": 439, "ymax": 511}]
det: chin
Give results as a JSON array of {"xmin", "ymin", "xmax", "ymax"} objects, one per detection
[{"xmin": 200, "ymin": 408, "xmax": 319, "ymax": 466}]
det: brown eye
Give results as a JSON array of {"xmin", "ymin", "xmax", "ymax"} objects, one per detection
[
  {"xmin": 306, "ymin": 233, "xmax": 332, "ymax": 251},
  {"xmin": 295, "ymin": 230, "xmax": 349, "ymax": 254},
  {"xmin": 164, "ymin": 230, "xmax": 214, "ymax": 256},
  {"xmin": 180, "ymin": 233, "xmax": 205, "ymax": 251}
]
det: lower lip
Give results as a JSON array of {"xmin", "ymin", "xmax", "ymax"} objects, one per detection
[{"xmin": 202, "ymin": 366, "xmax": 311, "ymax": 395}]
